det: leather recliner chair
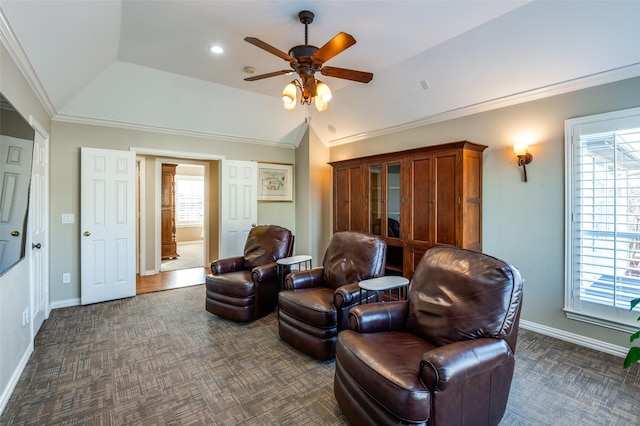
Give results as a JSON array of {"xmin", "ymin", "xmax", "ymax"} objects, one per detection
[
  {"xmin": 205, "ymin": 225, "xmax": 294, "ymax": 322},
  {"xmin": 334, "ymin": 246, "xmax": 524, "ymax": 425},
  {"xmin": 278, "ymin": 231, "xmax": 387, "ymax": 361}
]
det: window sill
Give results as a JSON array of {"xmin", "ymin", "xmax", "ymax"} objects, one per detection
[{"xmin": 564, "ymin": 308, "xmax": 636, "ymax": 334}]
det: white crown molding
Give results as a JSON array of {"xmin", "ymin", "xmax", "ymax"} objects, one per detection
[
  {"xmin": 327, "ymin": 63, "xmax": 640, "ymax": 147},
  {"xmin": 0, "ymin": 7, "xmax": 56, "ymax": 118},
  {"xmin": 53, "ymin": 113, "xmax": 297, "ymax": 149},
  {"xmin": 130, "ymin": 147, "xmax": 225, "ymax": 161},
  {"xmin": 519, "ymin": 319, "xmax": 628, "ymax": 359}
]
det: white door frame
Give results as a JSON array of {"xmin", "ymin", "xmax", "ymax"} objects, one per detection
[{"xmin": 136, "ymin": 156, "xmax": 146, "ymax": 275}]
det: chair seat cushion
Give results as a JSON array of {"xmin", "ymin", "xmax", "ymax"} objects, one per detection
[
  {"xmin": 278, "ymin": 288, "xmax": 337, "ymax": 328},
  {"xmin": 206, "ymin": 271, "xmax": 254, "ymax": 297},
  {"xmin": 336, "ymin": 330, "xmax": 434, "ymax": 423}
]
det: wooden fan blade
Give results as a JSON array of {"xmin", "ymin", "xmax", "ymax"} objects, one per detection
[
  {"xmin": 320, "ymin": 66, "xmax": 373, "ymax": 83},
  {"xmin": 244, "ymin": 37, "xmax": 294, "ymax": 61},
  {"xmin": 311, "ymin": 32, "xmax": 356, "ymax": 63},
  {"xmin": 244, "ymin": 70, "xmax": 292, "ymax": 81}
]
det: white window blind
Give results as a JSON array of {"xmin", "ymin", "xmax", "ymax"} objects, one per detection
[
  {"xmin": 175, "ymin": 175, "xmax": 204, "ymax": 226},
  {"xmin": 566, "ymin": 107, "xmax": 640, "ymax": 331}
]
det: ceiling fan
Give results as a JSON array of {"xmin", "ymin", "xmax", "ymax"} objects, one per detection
[{"xmin": 243, "ymin": 10, "xmax": 373, "ymax": 111}]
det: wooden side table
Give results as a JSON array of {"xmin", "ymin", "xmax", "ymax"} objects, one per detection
[
  {"xmin": 359, "ymin": 276, "xmax": 409, "ymax": 303},
  {"xmin": 276, "ymin": 255, "xmax": 312, "ymax": 290}
]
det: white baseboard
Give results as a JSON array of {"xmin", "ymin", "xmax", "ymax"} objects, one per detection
[
  {"xmin": 519, "ymin": 319, "xmax": 628, "ymax": 358},
  {"xmin": 0, "ymin": 340, "xmax": 33, "ymax": 416},
  {"xmin": 49, "ymin": 298, "xmax": 80, "ymax": 310}
]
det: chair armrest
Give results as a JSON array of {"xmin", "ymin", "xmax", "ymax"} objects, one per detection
[
  {"xmin": 284, "ymin": 267, "xmax": 325, "ymax": 290},
  {"xmin": 419, "ymin": 338, "xmax": 512, "ymax": 391},
  {"xmin": 348, "ymin": 301, "xmax": 409, "ymax": 333},
  {"xmin": 333, "ymin": 282, "xmax": 362, "ymax": 309},
  {"xmin": 252, "ymin": 262, "xmax": 277, "ymax": 282},
  {"xmin": 210, "ymin": 256, "xmax": 245, "ymax": 274}
]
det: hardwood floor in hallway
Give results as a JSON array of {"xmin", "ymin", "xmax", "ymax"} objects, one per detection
[{"xmin": 136, "ymin": 266, "xmax": 208, "ymax": 294}]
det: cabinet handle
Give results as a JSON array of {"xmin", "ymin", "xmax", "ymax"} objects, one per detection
[{"xmin": 429, "ymin": 200, "xmax": 435, "ymax": 204}]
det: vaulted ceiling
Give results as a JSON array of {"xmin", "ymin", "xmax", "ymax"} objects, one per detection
[{"xmin": 1, "ymin": 1, "xmax": 639, "ymax": 147}]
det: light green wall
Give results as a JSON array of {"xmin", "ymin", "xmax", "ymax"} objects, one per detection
[
  {"xmin": 49, "ymin": 121, "xmax": 296, "ymax": 303},
  {"xmin": 294, "ymin": 127, "xmax": 332, "ymax": 266},
  {"xmin": 0, "ymin": 43, "xmax": 52, "ymax": 410},
  {"xmin": 330, "ymin": 75, "xmax": 640, "ymax": 349}
]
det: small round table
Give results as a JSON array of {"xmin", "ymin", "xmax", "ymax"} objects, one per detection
[
  {"xmin": 276, "ymin": 255, "xmax": 312, "ymax": 290},
  {"xmin": 359, "ymin": 275, "xmax": 409, "ymax": 303}
]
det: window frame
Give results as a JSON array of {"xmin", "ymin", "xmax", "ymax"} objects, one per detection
[
  {"xmin": 565, "ymin": 106, "xmax": 640, "ymax": 333},
  {"xmin": 174, "ymin": 174, "xmax": 205, "ymax": 227}
]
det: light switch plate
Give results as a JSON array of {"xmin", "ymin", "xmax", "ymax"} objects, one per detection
[{"xmin": 62, "ymin": 214, "xmax": 74, "ymax": 224}]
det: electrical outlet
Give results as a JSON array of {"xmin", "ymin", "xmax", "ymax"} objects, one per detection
[
  {"xmin": 63, "ymin": 273, "xmax": 71, "ymax": 283},
  {"xmin": 25, "ymin": 307, "xmax": 29, "ymax": 324}
]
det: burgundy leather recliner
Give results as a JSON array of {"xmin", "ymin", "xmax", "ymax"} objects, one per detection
[
  {"xmin": 278, "ymin": 231, "xmax": 387, "ymax": 361},
  {"xmin": 334, "ymin": 246, "xmax": 524, "ymax": 425},
  {"xmin": 205, "ymin": 225, "xmax": 293, "ymax": 322}
]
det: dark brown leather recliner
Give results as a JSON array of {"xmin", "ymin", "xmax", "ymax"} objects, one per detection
[
  {"xmin": 278, "ymin": 231, "xmax": 387, "ymax": 361},
  {"xmin": 205, "ymin": 225, "xmax": 293, "ymax": 322},
  {"xmin": 334, "ymin": 246, "xmax": 524, "ymax": 426}
]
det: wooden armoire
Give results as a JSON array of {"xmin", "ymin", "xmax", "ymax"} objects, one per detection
[
  {"xmin": 330, "ymin": 141, "xmax": 487, "ymax": 278},
  {"xmin": 161, "ymin": 163, "xmax": 179, "ymax": 259}
]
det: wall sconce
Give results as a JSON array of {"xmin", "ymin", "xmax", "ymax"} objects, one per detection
[{"xmin": 514, "ymin": 144, "xmax": 533, "ymax": 182}]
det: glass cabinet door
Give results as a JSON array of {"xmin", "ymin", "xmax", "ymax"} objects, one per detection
[
  {"xmin": 369, "ymin": 165, "xmax": 382, "ymax": 235},
  {"xmin": 386, "ymin": 163, "xmax": 401, "ymax": 238}
]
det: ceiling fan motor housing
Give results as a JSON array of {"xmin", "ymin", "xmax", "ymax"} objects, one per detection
[{"xmin": 298, "ymin": 10, "xmax": 314, "ymax": 25}]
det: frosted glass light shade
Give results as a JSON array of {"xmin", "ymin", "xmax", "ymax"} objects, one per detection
[
  {"xmin": 316, "ymin": 81, "xmax": 332, "ymax": 102},
  {"xmin": 513, "ymin": 144, "xmax": 528, "ymax": 156},
  {"xmin": 282, "ymin": 82, "xmax": 297, "ymax": 104},
  {"xmin": 315, "ymin": 96, "xmax": 328, "ymax": 112}
]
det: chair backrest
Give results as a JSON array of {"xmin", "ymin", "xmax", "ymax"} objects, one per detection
[
  {"xmin": 407, "ymin": 246, "xmax": 523, "ymax": 348},
  {"xmin": 243, "ymin": 225, "xmax": 294, "ymax": 269},
  {"xmin": 322, "ymin": 231, "xmax": 387, "ymax": 289}
]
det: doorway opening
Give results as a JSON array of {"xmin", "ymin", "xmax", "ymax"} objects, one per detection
[
  {"xmin": 161, "ymin": 163, "xmax": 206, "ymax": 272},
  {"xmin": 135, "ymin": 153, "xmax": 221, "ymax": 294}
]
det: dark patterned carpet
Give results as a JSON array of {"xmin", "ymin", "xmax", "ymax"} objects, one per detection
[{"xmin": 2, "ymin": 284, "xmax": 640, "ymax": 425}]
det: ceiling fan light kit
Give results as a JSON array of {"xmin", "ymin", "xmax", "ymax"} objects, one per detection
[{"xmin": 244, "ymin": 10, "xmax": 373, "ymax": 112}]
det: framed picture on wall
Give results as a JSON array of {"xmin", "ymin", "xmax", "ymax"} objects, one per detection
[{"xmin": 257, "ymin": 162, "xmax": 294, "ymax": 202}]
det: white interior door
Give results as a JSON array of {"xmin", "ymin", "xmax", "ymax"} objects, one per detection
[
  {"xmin": 219, "ymin": 160, "xmax": 257, "ymax": 258},
  {"xmin": 81, "ymin": 147, "xmax": 136, "ymax": 305},
  {"xmin": 0, "ymin": 135, "xmax": 32, "ymax": 271},
  {"xmin": 29, "ymin": 118, "xmax": 49, "ymax": 336}
]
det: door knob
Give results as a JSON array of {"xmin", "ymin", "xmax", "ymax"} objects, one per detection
[
  {"xmin": 84, "ymin": 231, "xmax": 91, "ymax": 237},
  {"xmin": 11, "ymin": 230, "xmax": 19, "ymax": 236},
  {"xmin": 32, "ymin": 243, "xmax": 42, "ymax": 249}
]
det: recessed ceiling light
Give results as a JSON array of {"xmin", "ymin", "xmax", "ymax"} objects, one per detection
[{"xmin": 209, "ymin": 45, "xmax": 224, "ymax": 54}]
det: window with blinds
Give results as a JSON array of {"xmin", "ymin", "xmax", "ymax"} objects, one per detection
[
  {"xmin": 565, "ymin": 107, "xmax": 640, "ymax": 331},
  {"xmin": 175, "ymin": 175, "xmax": 204, "ymax": 226}
]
